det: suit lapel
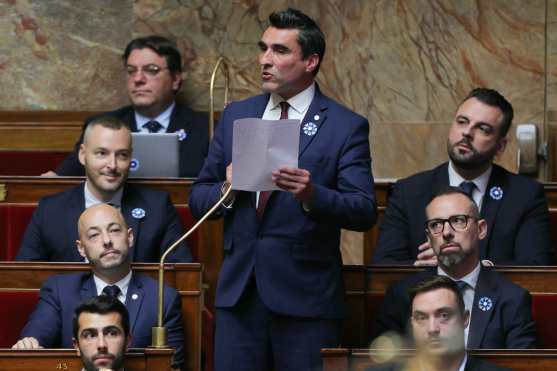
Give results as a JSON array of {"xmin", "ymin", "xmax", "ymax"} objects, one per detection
[
  {"xmin": 478, "ymin": 166, "xmax": 506, "ymax": 259},
  {"xmin": 121, "ymin": 186, "xmax": 143, "ymax": 261},
  {"xmin": 298, "ymin": 87, "xmax": 327, "ymax": 157},
  {"xmin": 80, "ymin": 274, "xmax": 97, "ymax": 301},
  {"xmin": 167, "ymin": 103, "xmax": 190, "ymax": 134},
  {"xmin": 70, "ymin": 185, "xmax": 88, "ymax": 260},
  {"xmin": 467, "ymin": 268, "xmax": 497, "ymax": 348},
  {"xmin": 125, "ymin": 274, "xmax": 145, "ymax": 334},
  {"xmin": 122, "ymin": 108, "xmax": 138, "ymax": 132}
]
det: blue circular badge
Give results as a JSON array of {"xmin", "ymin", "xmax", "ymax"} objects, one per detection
[
  {"xmin": 131, "ymin": 208, "xmax": 145, "ymax": 219},
  {"xmin": 176, "ymin": 129, "xmax": 187, "ymax": 141},
  {"xmin": 489, "ymin": 186, "xmax": 503, "ymax": 200},
  {"xmin": 303, "ymin": 122, "xmax": 318, "ymax": 136},
  {"xmin": 478, "ymin": 297, "xmax": 493, "ymax": 312},
  {"xmin": 130, "ymin": 159, "xmax": 139, "ymax": 172}
]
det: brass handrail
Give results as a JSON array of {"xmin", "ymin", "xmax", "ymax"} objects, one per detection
[{"xmin": 209, "ymin": 57, "xmax": 230, "ymax": 139}]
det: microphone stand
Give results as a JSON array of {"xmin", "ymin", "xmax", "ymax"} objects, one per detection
[{"xmin": 152, "ymin": 184, "xmax": 233, "ymax": 347}]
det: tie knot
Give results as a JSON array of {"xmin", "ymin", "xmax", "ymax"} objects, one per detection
[
  {"xmin": 459, "ymin": 181, "xmax": 476, "ymax": 197},
  {"xmin": 143, "ymin": 120, "xmax": 163, "ymax": 133},
  {"xmin": 279, "ymin": 101, "xmax": 289, "ymax": 120},
  {"xmin": 455, "ymin": 280, "xmax": 468, "ymax": 292},
  {"xmin": 102, "ymin": 285, "xmax": 121, "ymax": 298}
]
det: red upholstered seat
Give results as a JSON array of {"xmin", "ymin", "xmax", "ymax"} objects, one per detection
[
  {"xmin": 0, "ymin": 289, "xmax": 39, "ymax": 347},
  {"xmin": 0, "ymin": 151, "xmax": 69, "ymax": 176},
  {"xmin": 532, "ymin": 294, "xmax": 557, "ymax": 348},
  {"xmin": 0, "ymin": 205, "xmax": 35, "ymax": 261}
]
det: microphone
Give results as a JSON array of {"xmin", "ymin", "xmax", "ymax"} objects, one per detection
[{"xmin": 151, "ymin": 183, "xmax": 233, "ymax": 347}]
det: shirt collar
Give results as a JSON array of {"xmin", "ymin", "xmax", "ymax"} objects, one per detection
[
  {"xmin": 448, "ymin": 161, "xmax": 492, "ymax": 195},
  {"xmin": 134, "ymin": 101, "xmax": 175, "ymax": 131},
  {"xmin": 268, "ymin": 82, "xmax": 315, "ymax": 116},
  {"xmin": 457, "ymin": 353, "xmax": 468, "ymax": 371},
  {"xmin": 93, "ymin": 271, "xmax": 132, "ymax": 301},
  {"xmin": 84, "ymin": 182, "xmax": 124, "ymax": 209},
  {"xmin": 438, "ymin": 262, "xmax": 481, "ymax": 290}
]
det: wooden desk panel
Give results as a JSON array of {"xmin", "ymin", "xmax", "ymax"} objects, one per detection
[
  {"xmin": 322, "ymin": 348, "xmax": 557, "ymax": 371},
  {"xmin": 0, "ymin": 348, "xmax": 173, "ymax": 371}
]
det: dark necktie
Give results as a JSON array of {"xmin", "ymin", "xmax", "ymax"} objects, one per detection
[
  {"xmin": 143, "ymin": 120, "xmax": 163, "ymax": 133},
  {"xmin": 455, "ymin": 280, "xmax": 468, "ymax": 293},
  {"xmin": 459, "ymin": 181, "xmax": 476, "ymax": 197},
  {"xmin": 102, "ymin": 285, "xmax": 121, "ymax": 298},
  {"xmin": 256, "ymin": 101, "xmax": 289, "ymax": 220}
]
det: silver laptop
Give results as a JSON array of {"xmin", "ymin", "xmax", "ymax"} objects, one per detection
[{"xmin": 129, "ymin": 133, "xmax": 180, "ymax": 177}]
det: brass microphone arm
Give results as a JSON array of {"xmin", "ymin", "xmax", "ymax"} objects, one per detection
[
  {"xmin": 152, "ymin": 184, "xmax": 233, "ymax": 347},
  {"xmin": 209, "ymin": 57, "xmax": 230, "ymax": 140}
]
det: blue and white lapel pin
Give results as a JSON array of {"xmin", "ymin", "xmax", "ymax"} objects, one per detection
[
  {"xmin": 130, "ymin": 158, "xmax": 139, "ymax": 172},
  {"xmin": 478, "ymin": 296, "xmax": 493, "ymax": 312},
  {"xmin": 131, "ymin": 208, "xmax": 146, "ymax": 219},
  {"xmin": 176, "ymin": 129, "xmax": 187, "ymax": 141},
  {"xmin": 489, "ymin": 186, "xmax": 503, "ymax": 200},
  {"xmin": 303, "ymin": 122, "xmax": 318, "ymax": 136}
]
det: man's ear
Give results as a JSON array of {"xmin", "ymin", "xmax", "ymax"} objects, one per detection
[
  {"xmin": 73, "ymin": 337, "xmax": 81, "ymax": 356},
  {"xmin": 495, "ymin": 136, "xmax": 507, "ymax": 157},
  {"xmin": 78, "ymin": 144, "xmax": 86, "ymax": 166},
  {"xmin": 127, "ymin": 228, "xmax": 134, "ymax": 249},
  {"xmin": 76, "ymin": 240, "xmax": 86, "ymax": 259},
  {"xmin": 477, "ymin": 219, "xmax": 487, "ymax": 241},
  {"xmin": 305, "ymin": 53, "xmax": 320, "ymax": 74},
  {"xmin": 125, "ymin": 334, "xmax": 132, "ymax": 351}
]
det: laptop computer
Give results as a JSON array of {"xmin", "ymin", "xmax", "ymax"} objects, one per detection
[{"xmin": 129, "ymin": 133, "xmax": 180, "ymax": 177}]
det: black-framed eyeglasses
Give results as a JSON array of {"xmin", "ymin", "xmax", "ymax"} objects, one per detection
[
  {"xmin": 126, "ymin": 64, "xmax": 169, "ymax": 77},
  {"xmin": 425, "ymin": 215, "xmax": 478, "ymax": 235}
]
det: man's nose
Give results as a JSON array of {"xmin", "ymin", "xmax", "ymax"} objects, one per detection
[{"xmin": 259, "ymin": 49, "xmax": 272, "ymax": 66}]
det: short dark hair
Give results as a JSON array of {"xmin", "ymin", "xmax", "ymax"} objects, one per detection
[
  {"xmin": 83, "ymin": 116, "xmax": 131, "ymax": 144},
  {"xmin": 269, "ymin": 8, "xmax": 325, "ymax": 74},
  {"xmin": 73, "ymin": 295, "xmax": 130, "ymax": 341},
  {"xmin": 409, "ymin": 276, "xmax": 466, "ymax": 317},
  {"xmin": 461, "ymin": 88, "xmax": 514, "ymax": 137},
  {"xmin": 123, "ymin": 35, "xmax": 182, "ymax": 74},
  {"xmin": 426, "ymin": 186, "xmax": 480, "ymax": 219}
]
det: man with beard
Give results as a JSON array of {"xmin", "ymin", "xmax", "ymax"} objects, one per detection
[
  {"xmin": 374, "ymin": 88, "xmax": 552, "ymax": 265},
  {"xmin": 13, "ymin": 204, "xmax": 185, "ymax": 370},
  {"xmin": 16, "ymin": 116, "xmax": 191, "ymax": 262},
  {"xmin": 373, "ymin": 188, "xmax": 536, "ymax": 349},
  {"xmin": 43, "ymin": 35, "xmax": 208, "ymax": 178},
  {"xmin": 369, "ymin": 276, "xmax": 511, "ymax": 371},
  {"xmin": 72, "ymin": 295, "xmax": 131, "ymax": 371}
]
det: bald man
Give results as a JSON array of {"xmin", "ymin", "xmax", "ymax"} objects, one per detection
[
  {"xmin": 14, "ymin": 204, "xmax": 185, "ymax": 370},
  {"xmin": 16, "ymin": 116, "xmax": 191, "ymax": 263}
]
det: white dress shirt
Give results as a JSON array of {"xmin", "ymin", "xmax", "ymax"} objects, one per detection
[
  {"xmin": 93, "ymin": 271, "xmax": 132, "ymax": 304},
  {"xmin": 135, "ymin": 102, "xmax": 175, "ymax": 133},
  {"xmin": 438, "ymin": 263, "xmax": 481, "ymax": 346},
  {"xmin": 84, "ymin": 181, "xmax": 124, "ymax": 210},
  {"xmin": 448, "ymin": 161, "xmax": 492, "ymax": 210}
]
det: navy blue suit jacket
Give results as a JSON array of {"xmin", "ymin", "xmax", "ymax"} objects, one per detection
[
  {"xmin": 16, "ymin": 183, "xmax": 191, "ymax": 262},
  {"xmin": 20, "ymin": 272, "xmax": 184, "ymax": 367},
  {"xmin": 373, "ymin": 267, "xmax": 537, "ymax": 349},
  {"xmin": 55, "ymin": 103, "xmax": 209, "ymax": 178},
  {"xmin": 374, "ymin": 162, "xmax": 553, "ymax": 265},
  {"xmin": 189, "ymin": 86, "xmax": 377, "ymax": 319}
]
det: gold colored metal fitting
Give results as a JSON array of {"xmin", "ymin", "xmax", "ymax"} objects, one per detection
[
  {"xmin": 209, "ymin": 57, "xmax": 230, "ymax": 139},
  {"xmin": 151, "ymin": 326, "xmax": 167, "ymax": 348}
]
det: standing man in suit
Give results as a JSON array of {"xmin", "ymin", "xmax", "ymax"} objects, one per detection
[
  {"xmin": 17, "ymin": 116, "xmax": 191, "ymax": 262},
  {"xmin": 369, "ymin": 276, "xmax": 511, "ymax": 371},
  {"xmin": 44, "ymin": 35, "xmax": 208, "ymax": 178},
  {"xmin": 72, "ymin": 295, "xmax": 131, "ymax": 371},
  {"xmin": 373, "ymin": 188, "xmax": 536, "ymax": 349},
  {"xmin": 189, "ymin": 8, "xmax": 376, "ymax": 371},
  {"xmin": 374, "ymin": 88, "xmax": 552, "ymax": 265},
  {"xmin": 13, "ymin": 204, "xmax": 185, "ymax": 370}
]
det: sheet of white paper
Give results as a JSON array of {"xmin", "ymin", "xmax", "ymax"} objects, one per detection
[{"xmin": 232, "ymin": 118, "xmax": 301, "ymax": 191}]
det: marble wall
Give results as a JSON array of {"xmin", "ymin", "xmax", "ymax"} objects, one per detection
[{"xmin": 0, "ymin": 0, "xmax": 552, "ymax": 179}]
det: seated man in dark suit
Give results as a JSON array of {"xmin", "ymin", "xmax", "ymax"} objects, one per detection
[
  {"xmin": 73, "ymin": 295, "xmax": 131, "ymax": 371},
  {"xmin": 374, "ymin": 188, "xmax": 536, "ymax": 348},
  {"xmin": 44, "ymin": 35, "xmax": 208, "ymax": 178},
  {"xmin": 374, "ymin": 88, "xmax": 552, "ymax": 265},
  {"xmin": 16, "ymin": 116, "xmax": 191, "ymax": 262},
  {"xmin": 13, "ymin": 204, "xmax": 184, "ymax": 370},
  {"xmin": 369, "ymin": 276, "xmax": 510, "ymax": 371}
]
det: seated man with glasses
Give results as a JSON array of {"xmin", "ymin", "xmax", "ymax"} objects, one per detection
[
  {"xmin": 373, "ymin": 187, "xmax": 537, "ymax": 349},
  {"xmin": 43, "ymin": 35, "xmax": 208, "ymax": 178}
]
